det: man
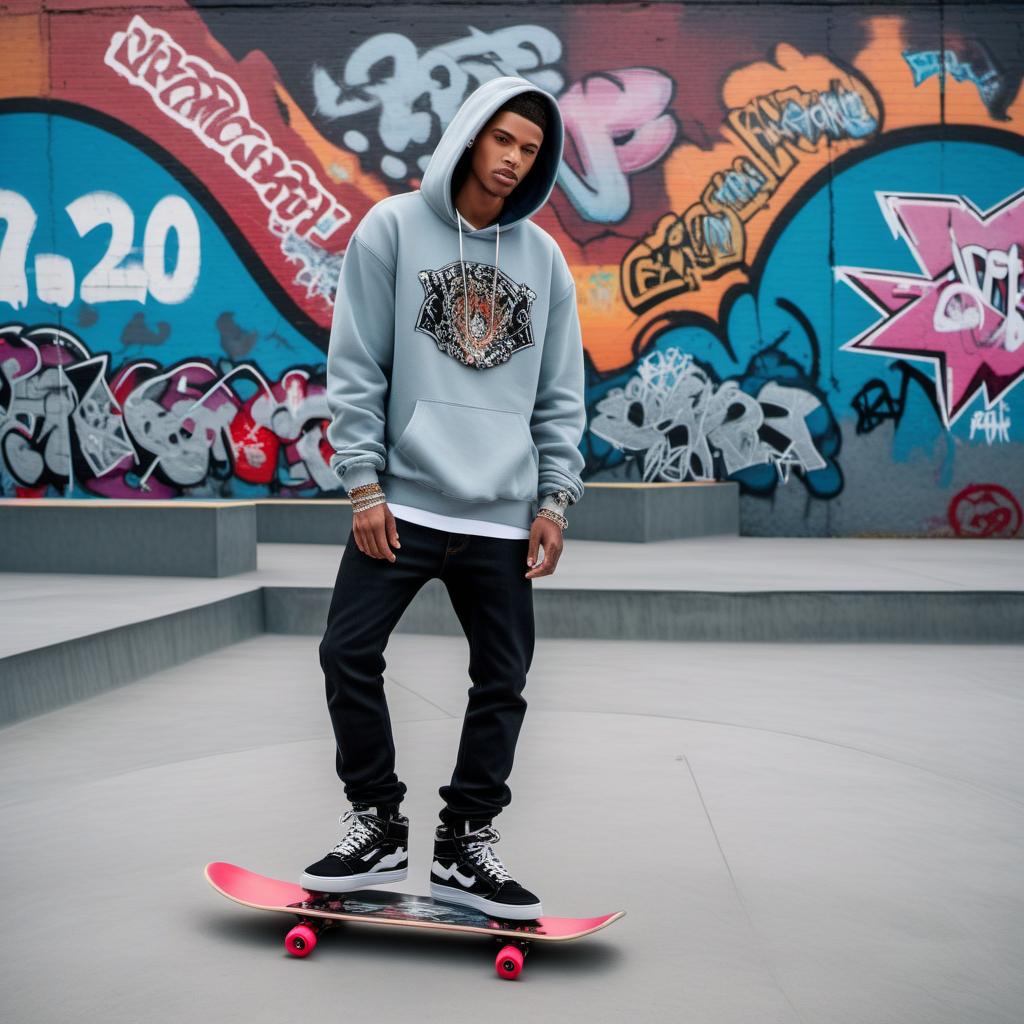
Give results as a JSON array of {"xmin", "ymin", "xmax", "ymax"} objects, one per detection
[{"xmin": 302, "ymin": 76, "xmax": 586, "ymax": 921}]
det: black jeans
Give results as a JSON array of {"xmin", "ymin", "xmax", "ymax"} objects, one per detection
[{"xmin": 319, "ymin": 515, "xmax": 535, "ymax": 826}]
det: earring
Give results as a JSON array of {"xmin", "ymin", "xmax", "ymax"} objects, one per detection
[{"xmin": 466, "ymin": 136, "xmax": 475, "ymax": 148}]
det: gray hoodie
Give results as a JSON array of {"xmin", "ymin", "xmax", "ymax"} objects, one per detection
[{"xmin": 324, "ymin": 75, "xmax": 586, "ymax": 533}]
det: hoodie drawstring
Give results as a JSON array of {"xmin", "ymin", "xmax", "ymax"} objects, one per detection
[{"xmin": 456, "ymin": 211, "xmax": 500, "ymax": 346}]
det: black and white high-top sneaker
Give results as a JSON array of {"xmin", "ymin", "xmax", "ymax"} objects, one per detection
[
  {"xmin": 300, "ymin": 803, "xmax": 408, "ymax": 893},
  {"xmin": 429, "ymin": 821, "xmax": 543, "ymax": 920}
]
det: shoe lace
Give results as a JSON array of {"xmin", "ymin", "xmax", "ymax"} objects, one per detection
[
  {"xmin": 330, "ymin": 808, "xmax": 383, "ymax": 858},
  {"xmin": 459, "ymin": 825, "xmax": 512, "ymax": 884}
]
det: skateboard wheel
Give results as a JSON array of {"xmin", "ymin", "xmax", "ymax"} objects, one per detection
[
  {"xmin": 285, "ymin": 924, "xmax": 318, "ymax": 958},
  {"xmin": 495, "ymin": 945, "xmax": 524, "ymax": 980}
]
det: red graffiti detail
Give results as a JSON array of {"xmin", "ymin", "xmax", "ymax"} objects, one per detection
[
  {"xmin": 230, "ymin": 400, "xmax": 279, "ymax": 485},
  {"xmin": 948, "ymin": 484, "xmax": 1023, "ymax": 538}
]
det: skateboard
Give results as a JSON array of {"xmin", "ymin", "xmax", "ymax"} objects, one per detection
[{"xmin": 205, "ymin": 862, "xmax": 624, "ymax": 980}]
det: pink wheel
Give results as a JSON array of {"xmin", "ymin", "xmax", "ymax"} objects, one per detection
[
  {"xmin": 495, "ymin": 944, "xmax": 524, "ymax": 980},
  {"xmin": 285, "ymin": 924, "xmax": 318, "ymax": 958}
]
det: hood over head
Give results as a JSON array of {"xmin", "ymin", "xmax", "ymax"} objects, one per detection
[{"xmin": 419, "ymin": 76, "xmax": 564, "ymax": 237}]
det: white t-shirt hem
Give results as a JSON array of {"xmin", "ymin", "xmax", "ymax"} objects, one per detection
[{"xmin": 386, "ymin": 501, "xmax": 530, "ymax": 539}]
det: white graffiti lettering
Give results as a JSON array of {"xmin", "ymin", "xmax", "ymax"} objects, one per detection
[
  {"xmin": 312, "ymin": 25, "xmax": 563, "ymax": 180},
  {"xmin": 1, "ymin": 189, "xmax": 200, "ymax": 310},
  {"xmin": 944, "ymin": 240, "xmax": 1024, "ymax": 352},
  {"xmin": 0, "ymin": 323, "xmax": 341, "ymax": 497},
  {"xmin": 105, "ymin": 14, "xmax": 350, "ymax": 243},
  {"xmin": 589, "ymin": 347, "xmax": 827, "ymax": 484},
  {"xmin": 273, "ymin": 221, "xmax": 346, "ymax": 304},
  {"xmin": 968, "ymin": 401, "xmax": 1011, "ymax": 444}
]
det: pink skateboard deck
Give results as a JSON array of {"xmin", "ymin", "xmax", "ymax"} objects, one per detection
[{"xmin": 205, "ymin": 862, "xmax": 625, "ymax": 979}]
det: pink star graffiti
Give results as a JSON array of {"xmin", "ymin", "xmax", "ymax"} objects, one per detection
[{"xmin": 837, "ymin": 188, "xmax": 1024, "ymax": 426}]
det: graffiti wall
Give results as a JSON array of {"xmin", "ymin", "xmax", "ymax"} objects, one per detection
[{"xmin": 2, "ymin": 0, "xmax": 1022, "ymax": 536}]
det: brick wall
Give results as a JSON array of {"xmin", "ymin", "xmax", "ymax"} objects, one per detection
[{"xmin": 1, "ymin": 1, "xmax": 1022, "ymax": 536}]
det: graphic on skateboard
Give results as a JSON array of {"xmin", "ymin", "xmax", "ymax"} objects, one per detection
[{"xmin": 205, "ymin": 862, "xmax": 625, "ymax": 980}]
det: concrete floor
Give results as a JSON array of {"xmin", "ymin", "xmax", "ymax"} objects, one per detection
[{"xmin": 1, "ymin": 634, "xmax": 1022, "ymax": 1022}]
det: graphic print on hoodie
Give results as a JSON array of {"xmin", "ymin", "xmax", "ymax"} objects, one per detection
[
  {"xmin": 324, "ymin": 75, "xmax": 587, "ymax": 534},
  {"xmin": 415, "ymin": 261, "xmax": 536, "ymax": 372}
]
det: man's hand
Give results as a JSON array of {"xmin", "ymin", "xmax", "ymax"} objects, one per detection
[
  {"xmin": 353, "ymin": 502, "xmax": 401, "ymax": 562},
  {"xmin": 525, "ymin": 515, "xmax": 563, "ymax": 578}
]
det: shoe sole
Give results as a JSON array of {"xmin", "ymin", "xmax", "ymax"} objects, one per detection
[
  {"xmin": 429, "ymin": 881, "xmax": 543, "ymax": 920},
  {"xmin": 300, "ymin": 868, "xmax": 408, "ymax": 892}
]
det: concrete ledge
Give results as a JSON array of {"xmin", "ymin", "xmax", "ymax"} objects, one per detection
[
  {"xmin": 566, "ymin": 482, "xmax": 739, "ymax": 541},
  {"xmin": 254, "ymin": 482, "xmax": 739, "ymax": 544},
  {"xmin": 0, "ymin": 500, "xmax": 257, "ymax": 577},
  {"xmin": 255, "ymin": 500, "xmax": 351, "ymax": 545},
  {"xmin": 263, "ymin": 585, "xmax": 1024, "ymax": 644},
  {"xmin": 0, "ymin": 590, "xmax": 264, "ymax": 727}
]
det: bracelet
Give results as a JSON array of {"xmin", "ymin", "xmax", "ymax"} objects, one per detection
[
  {"xmin": 348, "ymin": 482, "xmax": 383, "ymax": 500},
  {"xmin": 349, "ymin": 481, "xmax": 386, "ymax": 513},
  {"xmin": 537, "ymin": 507, "xmax": 568, "ymax": 530},
  {"xmin": 353, "ymin": 494, "xmax": 387, "ymax": 513}
]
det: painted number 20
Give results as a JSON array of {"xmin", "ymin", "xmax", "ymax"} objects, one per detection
[{"xmin": 0, "ymin": 189, "xmax": 201, "ymax": 309}]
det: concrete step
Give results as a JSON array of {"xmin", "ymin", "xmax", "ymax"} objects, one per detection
[
  {"xmin": 1, "ymin": 589, "xmax": 263, "ymax": 726},
  {"xmin": 2, "ymin": 538, "xmax": 1021, "ymax": 727},
  {"xmin": 263, "ymin": 582, "xmax": 1024, "ymax": 645}
]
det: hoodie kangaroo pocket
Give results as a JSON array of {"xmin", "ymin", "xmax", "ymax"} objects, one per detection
[{"xmin": 391, "ymin": 399, "xmax": 538, "ymax": 503}]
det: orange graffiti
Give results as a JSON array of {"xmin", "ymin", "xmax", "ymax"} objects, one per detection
[
  {"xmin": 0, "ymin": 9, "xmax": 47, "ymax": 99},
  {"xmin": 623, "ymin": 44, "xmax": 881, "ymax": 321},
  {"xmin": 855, "ymin": 16, "xmax": 1024, "ymax": 128}
]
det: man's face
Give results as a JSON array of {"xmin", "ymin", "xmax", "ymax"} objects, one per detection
[{"xmin": 470, "ymin": 110, "xmax": 544, "ymax": 198}]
